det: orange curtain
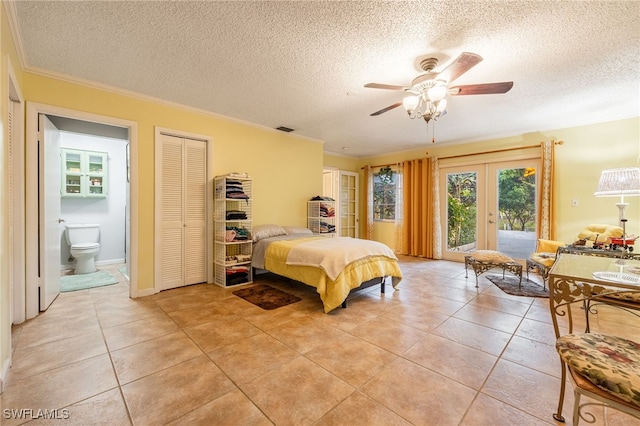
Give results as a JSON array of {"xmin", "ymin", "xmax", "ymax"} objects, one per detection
[
  {"xmin": 537, "ymin": 140, "xmax": 556, "ymax": 240},
  {"xmin": 401, "ymin": 158, "xmax": 435, "ymax": 257}
]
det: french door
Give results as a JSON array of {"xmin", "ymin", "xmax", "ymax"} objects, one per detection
[
  {"xmin": 440, "ymin": 158, "xmax": 540, "ymax": 262},
  {"xmin": 322, "ymin": 168, "xmax": 359, "ymax": 238},
  {"xmin": 338, "ymin": 171, "xmax": 358, "ymax": 237}
]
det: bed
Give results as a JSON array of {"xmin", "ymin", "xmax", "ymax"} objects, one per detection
[{"xmin": 251, "ymin": 225, "xmax": 402, "ymax": 313}]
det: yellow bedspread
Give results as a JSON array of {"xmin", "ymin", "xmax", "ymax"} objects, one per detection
[{"xmin": 264, "ymin": 236, "xmax": 402, "ymax": 313}]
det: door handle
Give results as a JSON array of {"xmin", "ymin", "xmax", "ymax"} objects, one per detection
[
  {"xmin": 58, "ymin": 218, "xmax": 66, "ymax": 223},
  {"xmin": 488, "ymin": 220, "xmax": 496, "ymax": 224}
]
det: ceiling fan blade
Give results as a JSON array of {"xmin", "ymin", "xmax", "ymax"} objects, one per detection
[
  {"xmin": 449, "ymin": 82, "xmax": 514, "ymax": 95},
  {"xmin": 364, "ymin": 83, "xmax": 407, "ymax": 91},
  {"xmin": 438, "ymin": 52, "xmax": 483, "ymax": 83},
  {"xmin": 370, "ymin": 102, "xmax": 402, "ymax": 116}
]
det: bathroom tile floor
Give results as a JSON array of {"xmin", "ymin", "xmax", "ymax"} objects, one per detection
[{"xmin": 4, "ymin": 257, "xmax": 640, "ymax": 425}]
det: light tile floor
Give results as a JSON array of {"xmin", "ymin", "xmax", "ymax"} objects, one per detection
[{"xmin": 3, "ymin": 257, "xmax": 640, "ymax": 425}]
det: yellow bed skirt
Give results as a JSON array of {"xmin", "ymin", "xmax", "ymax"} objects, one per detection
[{"xmin": 265, "ymin": 237, "xmax": 402, "ymax": 313}]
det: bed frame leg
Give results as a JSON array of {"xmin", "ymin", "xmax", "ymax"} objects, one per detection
[
  {"xmin": 341, "ymin": 300, "xmax": 347, "ymax": 308},
  {"xmin": 380, "ymin": 277, "xmax": 386, "ymax": 294}
]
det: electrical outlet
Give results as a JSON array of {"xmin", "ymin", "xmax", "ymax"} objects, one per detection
[{"xmin": 571, "ymin": 199, "xmax": 579, "ymax": 207}]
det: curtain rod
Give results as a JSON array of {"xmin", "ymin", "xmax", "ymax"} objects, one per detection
[
  {"xmin": 360, "ymin": 162, "xmax": 401, "ymax": 170},
  {"xmin": 428, "ymin": 140, "xmax": 563, "ymax": 160},
  {"xmin": 361, "ymin": 140, "xmax": 563, "ymax": 169}
]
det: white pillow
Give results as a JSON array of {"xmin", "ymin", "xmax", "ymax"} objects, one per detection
[
  {"xmin": 283, "ymin": 226, "xmax": 313, "ymax": 236},
  {"xmin": 252, "ymin": 224, "xmax": 287, "ymax": 242}
]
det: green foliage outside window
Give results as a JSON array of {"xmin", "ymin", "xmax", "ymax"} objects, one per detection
[
  {"xmin": 447, "ymin": 173, "xmax": 477, "ymax": 249},
  {"xmin": 446, "ymin": 168, "xmax": 536, "ymax": 250},
  {"xmin": 498, "ymin": 168, "xmax": 536, "ymax": 231},
  {"xmin": 373, "ymin": 166, "xmax": 396, "ymax": 221}
]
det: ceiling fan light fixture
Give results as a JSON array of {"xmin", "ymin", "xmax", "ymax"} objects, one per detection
[
  {"xmin": 403, "ymin": 92, "xmax": 445, "ymax": 122},
  {"xmin": 427, "ymin": 80, "xmax": 447, "ymax": 101},
  {"xmin": 422, "ymin": 98, "xmax": 447, "ymax": 124},
  {"xmin": 364, "ymin": 52, "xmax": 513, "ymax": 140},
  {"xmin": 402, "ymin": 95, "xmax": 420, "ymax": 115}
]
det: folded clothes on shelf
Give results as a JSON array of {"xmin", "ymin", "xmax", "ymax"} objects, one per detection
[
  {"xmin": 310, "ymin": 195, "xmax": 335, "ymax": 201},
  {"xmin": 226, "ymin": 226, "xmax": 250, "ymax": 240},
  {"xmin": 226, "ymin": 210, "xmax": 247, "ymax": 220}
]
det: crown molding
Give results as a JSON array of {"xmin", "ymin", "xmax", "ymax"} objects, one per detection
[
  {"xmin": 23, "ymin": 63, "xmax": 323, "ymax": 145},
  {"xmin": 4, "ymin": 1, "xmax": 28, "ymax": 70}
]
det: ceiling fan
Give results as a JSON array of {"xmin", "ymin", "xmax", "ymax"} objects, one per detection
[{"xmin": 364, "ymin": 52, "xmax": 513, "ymax": 123}]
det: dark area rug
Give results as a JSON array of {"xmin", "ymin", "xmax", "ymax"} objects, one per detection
[
  {"xmin": 486, "ymin": 274, "xmax": 549, "ymax": 298},
  {"xmin": 233, "ymin": 284, "xmax": 301, "ymax": 310}
]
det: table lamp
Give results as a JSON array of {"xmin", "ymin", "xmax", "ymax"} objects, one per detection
[{"xmin": 594, "ymin": 167, "xmax": 640, "ymax": 226}]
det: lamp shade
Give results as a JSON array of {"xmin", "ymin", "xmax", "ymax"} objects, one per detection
[{"xmin": 593, "ymin": 167, "xmax": 640, "ymax": 197}]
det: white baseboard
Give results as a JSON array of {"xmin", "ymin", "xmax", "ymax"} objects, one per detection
[
  {"xmin": 135, "ymin": 288, "xmax": 156, "ymax": 298},
  {"xmin": 60, "ymin": 258, "xmax": 125, "ymax": 271},
  {"xmin": 96, "ymin": 259, "xmax": 125, "ymax": 267}
]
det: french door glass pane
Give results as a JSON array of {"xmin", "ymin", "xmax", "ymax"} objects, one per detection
[
  {"xmin": 496, "ymin": 166, "xmax": 537, "ymax": 259},
  {"xmin": 339, "ymin": 173, "xmax": 358, "ymax": 237},
  {"xmin": 446, "ymin": 172, "xmax": 477, "ymax": 252}
]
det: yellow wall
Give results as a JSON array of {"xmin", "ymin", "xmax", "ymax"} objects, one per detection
[
  {"xmin": 0, "ymin": 1, "xmax": 8, "ymax": 387},
  {"xmin": 1, "ymin": 1, "xmax": 24, "ymax": 389},
  {"xmin": 1, "ymin": 0, "xmax": 638, "ymax": 392},
  {"xmin": 22, "ymin": 72, "xmax": 324, "ymax": 294},
  {"xmin": 354, "ymin": 118, "xmax": 640, "ymax": 248},
  {"xmin": 323, "ymin": 152, "xmax": 359, "ymax": 172},
  {"xmin": 0, "ymin": 1, "xmax": 325, "ymax": 382}
]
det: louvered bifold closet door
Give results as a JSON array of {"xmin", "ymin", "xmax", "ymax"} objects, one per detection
[
  {"xmin": 159, "ymin": 135, "xmax": 185, "ymax": 290},
  {"xmin": 159, "ymin": 134, "xmax": 208, "ymax": 290},
  {"xmin": 184, "ymin": 139, "xmax": 207, "ymax": 285}
]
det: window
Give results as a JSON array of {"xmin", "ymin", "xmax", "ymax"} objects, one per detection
[{"xmin": 373, "ymin": 166, "xmax": 397, "ymax": 221}]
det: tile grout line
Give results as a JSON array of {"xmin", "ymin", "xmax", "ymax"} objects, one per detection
[{"xmin": 93, "ymin": 267, "xmax": 135, "ymax": 426}]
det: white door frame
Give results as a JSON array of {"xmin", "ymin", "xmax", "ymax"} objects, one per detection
[
  {"xmin": 486, "ymin": 158, "xmax": 541, "ymax": 255},
  {"xmin": 338, "ymin": 170, "xmax": 359, "ymax": 238},
  {"xmin": 439, "ymin": 164, "xmax": 487, "ymax": 263},
  {"xmin": 25, "ymin": 102, "xmax": 139, "ymax": 319},
  {"xmin": 322, "ymin": 167, "xmax": 359, "ymax": 238},
  {"xmin": 439, "ymin": 154, "xmax": 539, "ymax": 263},
  {"xmin": 154, "ymin": 127, "xmax": 214, "ymax": 293},
  {"xmin": 7, "ymin": 58, "xmax": 25, "ymax": 324}
]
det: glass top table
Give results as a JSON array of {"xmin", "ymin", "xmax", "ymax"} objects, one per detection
[
  {"xmin": 546, "ymin": 252, "xmax": 640, "ymax": 423},
  {"xmin": 548, "ymin": 252, "xmax": 640, "ymax": 338},
  {"xmin": 549, "ymin": 252, "xmax": 640, "ymax": 287}
]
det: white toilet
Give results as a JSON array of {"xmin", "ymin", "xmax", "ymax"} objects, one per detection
[{"xmin": 65, "ymin": 224, "xmax": 100, "ymax": 274}]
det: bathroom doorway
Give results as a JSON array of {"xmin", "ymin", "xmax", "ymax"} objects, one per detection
[
  {"xmin": 55, "ymin": 118, "xmax": 129, "ymax": 275},
  {"xmin": 24, "ymin": 103, "xmax": 138, "ymax": 318}
]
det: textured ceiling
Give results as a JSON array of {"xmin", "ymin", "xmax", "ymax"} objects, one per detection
[{"xmin": 9, "ymin": 1, "xmax": 640, "ymax": 157}]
